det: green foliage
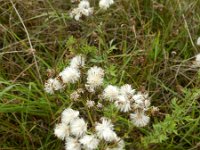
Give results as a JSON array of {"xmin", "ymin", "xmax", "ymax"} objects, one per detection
[
  {"xmin": 142, "ymin": 113, "xmax": 177, "ymax": 146},
  {"xmin": 148, "ymin": 33, "xmax": 162, "ymax": 62},
  {"xmin": 142, "ymin": 88, "xmax": 200, "ymax": 149},
  {"xmin": 66, "ymin": 36, "xmax": 77, "ymax": 53},
  {"xmin": 80, "ymin": 44, "xmax": 97, "ymax": 55},
  {"xmin": 66, "ymin": 36, "xmax": 97, "ymax": 55}
]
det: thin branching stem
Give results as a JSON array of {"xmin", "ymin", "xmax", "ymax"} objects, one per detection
[{"xmin": 9, "ymin": 0, "xmax": 43, "ymax": 83}]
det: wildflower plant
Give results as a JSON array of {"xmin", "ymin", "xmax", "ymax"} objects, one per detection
[{"xmin": 44, "ymin": 54, "xmax": 158, "ymax": 150}]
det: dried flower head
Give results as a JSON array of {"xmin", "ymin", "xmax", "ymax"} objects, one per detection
[
  {"xmin": 61, "ymin": 108, "xmax": 80, "ymax": 124},
  {"xmin": 59, "ymin": 67, "xmax": 80, "ymax": 83},
  {"xmin": 133, "ymin": 92, "xmax": 150, "ymax": 109},
  {"xmin": 79, "ymin": 134, "xmax": 100, "ymax": 150},
  {"xmin": 70, "ymin": 55, "xmax": 85, "ymax": 69},
  {"xmin": 103, "ymin": 85, "xmax": 119, "ymax": 102},
  {"xmin": 86, "ymin": 66, "xmax": 104, "ymax": 92},
  {"xmin": 44, "ymin": 78, "xmax": 55, "ymax": 94},
  {"xmin": 70, "ymin": 91, "xmax": 80, "ymax": 101},
  {"xmin": 95, "ymin": 117, "xmax": 118, "ymax": 142},
  {"xmin": 70, "ymin": 0, "xmax": 93, "ymax": 21},
  {"xmin": 197, "ymin": 37, "xmax": 200, "ymax": 46},
  {"xmin": 54, "ymin": 123, "xmax": 70, "ymax": 140},
  {"xmin": 44, "ymin": 78, "xmax": 63, "ymax": 94},
  {"xmin": 120, "ymin": 84, "xmax": 135, "ymax": 98},
  {"xmin": 99, "ymin": 0, "xmax": 114, "ymax": 10},
  {"xmin": 130, "ymin": 111, "xmax": 150, "ymax": 127},
  {"xmin": 193, "ymin": 53, "xmax": 200, "ymax": 67},
  {"xmin": 70, "ymin": 118, "xmax": 87, "ymax": 137},
  {"xmin": 65, "ymin": 137, "xmax": 81, "ymax": 150},
  {"xmin": 115, "ymin": 95, "xmax": 131, "ymax": 112},
  {"xmin": 86, "ymin": 100, "xmax": 95, "ymax": 108}
]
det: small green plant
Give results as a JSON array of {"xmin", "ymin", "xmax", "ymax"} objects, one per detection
[{"xmin": 142, "ymin": 88, "xmax": 200, "ymax": 149}]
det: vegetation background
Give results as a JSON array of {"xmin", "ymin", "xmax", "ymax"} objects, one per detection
[{"xmin": 0, "ymin": 0, "xmax": 200, "ymax": 149}]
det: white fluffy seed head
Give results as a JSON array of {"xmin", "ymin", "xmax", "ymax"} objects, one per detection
[
  {"xmin": 133, "ymin": 92, "xmax": 148, "ymax": 103},
  {"xmin": 133, "ymin": 93, "xmax": 144, "ymax": 104},
  {"xmin": 44, "ymin": 78, "xmax": 55, "ymax": 94},
  {"xmin": 61, "ymin": 108, "xmax": 79, "ymax": 125},
  {"xmin": 70, "ymin": 0, "xmax": 93, "ymax": 21},
  {"xmin": 65, "ymin": 137, "xmax": 81, "ymax": 150},
  {"xmin": 103, "ymin": 85, "xmax": 119, "ymax": 102},
  {"xmin": 59, "ymin": 67, "xmax": 80, "ymax": 83},
  {"xmin": 133, "ymin": 92, "xmax": 150, "ymax": 109},
  {"xmin": 70, "ymin": 8, "xmax": 82, "ymax": 21},
  {"xmin": 95, "ymin": 117, "xmax": 118, "ymax": 142},
  {"xmin": 115, "ymin": 95, "xmax": 131, "ymax": 112},
  {"xmin": 99, "ymin": 0, "xmax": 114, "ymax": 10},
  {"xmin": 70, "ymin": 88, "xmax": 85, "ymax": 101},
  {"xmin": 197, "ymin": 37, "xmax": 200, "ymax": 46},
  {"xmin": 70, "ymin": 118, "xmax": 87, "ymax": 137},
  {"xmin": 195, "ymin": 53, "xmax": 200, "ymax": 62},
  {"xmin": 79, "ymin": 134, "xmax": 100, "ymax": 150},
  {"xmin": 78, "ymin": 0, "xmax": 90, "ymax": 9},
  {"xmin": 144, "ymin": 99, "xmax": 151, "ymax": 109},
  {"xmin": 78, "ymin": 1, "xmax": 94, "ymax": 17},
  {"xmin": 130, "ymin": 111, "xmax": 150, "ymax": 127},
  {"xmin": 52, "ymin": 79, "xmax": 63, "ymax": 91},
  {"xmin": 70, "ymin": 91, "xmax": 80, "ymax": 101},
  {"xmin": 86, "ymin": 66, "xmax": 104, "ymax": 92},
  {"xmin": 70, "ymin": 55, "xmax": 85, "ymax": 69},
  {"xmin": 54, "ymin": 123, "xmax": 70, "ymax": 140},
  {"xmin": 86, "ymin": 100, "xmax": 95, "ymax": 108},
  {"xmin": 193, "ymin": 53, "xmax": 200, "ymax": 67},
  {"xmin": 120, "ymin": 84, "xmax": 135, "ymax": 98},
  {"xmin": 44, "ymin": 78, "xmax": 63, "ymax": 94}
]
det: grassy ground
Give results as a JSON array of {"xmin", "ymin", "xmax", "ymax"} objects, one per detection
[{"xmin": 0, "ymin": 0, "xmax": 200, "ymax": 149}]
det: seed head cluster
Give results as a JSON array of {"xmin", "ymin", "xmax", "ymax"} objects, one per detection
[
  {"xmin": 44, "ymin": 55, "xmax": 158, "ymax": 149},
  {"xmin": 70, "ymin": 0, "xmax": 115, "ymax": 21},
  {"xmin": 54, "ymin": 108, "xmax": 122, "ymax": 150}
]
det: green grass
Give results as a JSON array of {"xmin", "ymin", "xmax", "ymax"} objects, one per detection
[{"xmin": 0, "ymin": 0, "xmax": 200, "ymax": 149}]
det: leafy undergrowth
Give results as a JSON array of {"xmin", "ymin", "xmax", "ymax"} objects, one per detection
[{"xmin": 0, "ymin": 0, "xmax": 200, "ymax": 149}]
